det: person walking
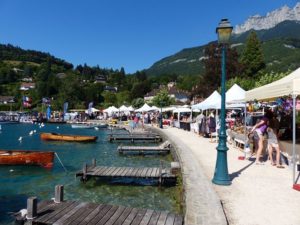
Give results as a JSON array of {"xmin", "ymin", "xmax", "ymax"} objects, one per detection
[{"xmin": 250, "ymin": 110, "xmax": 273, "ymax": 164}]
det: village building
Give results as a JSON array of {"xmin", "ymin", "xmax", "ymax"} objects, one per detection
[
  {"xmin": 0, "ymin": 96, "xmax": 15, "ymax": 104},
  {"xmin": 20, "ymin": 82, "xmax": 35, "ymax": 91}
]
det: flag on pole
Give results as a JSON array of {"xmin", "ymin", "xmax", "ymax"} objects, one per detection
[
  {"xmin": 63, "ymin": 102, "xmax": 69, "ymax": 115},
  {"xmin": 88, "ymin": 102, "xmax": 93, "ymax": 116},
  {"xmin": 22, "ymin": 96, "xmax": 32, "ymax": 108},
  {"xmin": 46, "ymin": 105, "xmax": 51, "ymax": 120}
]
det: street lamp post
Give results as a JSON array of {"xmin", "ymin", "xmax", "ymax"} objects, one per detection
[{"xmin": 212, "ymin": 18, "xmax": 233, "ymax": 186}]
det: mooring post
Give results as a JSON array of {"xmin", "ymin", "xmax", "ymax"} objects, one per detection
[
  {"xmin": 159, "ymin": 160, "xmax": 162, "ymax": 186},
  {"xmin": 82, "ymin": 163, "xmax": 87, "ymax": 182},
  {"xmin": 26, "ymin": 197, "xmax": 37, "ymax": 219},
  {"xmin": 54, "ymin": 185, "xmax": 64, "ymax": 203},
  {"xmin": 92, "ymin": 158, "xmax": 96, "ymax": 167}
]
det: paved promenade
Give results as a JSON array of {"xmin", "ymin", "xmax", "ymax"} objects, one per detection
[{"xmin": 156, "ymin": 126, "xmax": 300, "ymax": 225}]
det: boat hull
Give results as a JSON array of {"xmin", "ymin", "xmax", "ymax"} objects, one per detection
[
  {"xmin": 0, "ymin": 150, "xmax": 54, "ymax": 168},
  {"xmin": 40, "ymin": 133, "xmax": 97, "ymax": 142}
]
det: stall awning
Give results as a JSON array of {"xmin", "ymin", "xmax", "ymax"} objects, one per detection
[{"xmin": 246, "ymin": 67, "xmax": 300, "ymax": 101}]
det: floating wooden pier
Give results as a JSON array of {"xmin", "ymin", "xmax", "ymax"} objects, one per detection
[
  {"xmin": 16, "ymin": 185, "xmax": 183, "ymax": 225},
  {"xmin": 75, "ymin": 159, "xmax": 178, "ymax": 186},
  {"xmin": 118, "ymin": 141, "xmax": 171, "ymax": 155},
  {"xmin": 108, "ymin": 133, "xmax": 162, "ymax": 143}
]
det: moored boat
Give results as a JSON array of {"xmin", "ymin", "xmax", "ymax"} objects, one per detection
[
  {"xmin": 40, "ymin": 132, "xmax": 98, "ymax": 142},
  {"xmin": 71, "ymin": 123, "xmax": 98, "ymax": 129},
  {"xmin": 0, "ymin": 150, "xmax": 54, "ymax": 168}
]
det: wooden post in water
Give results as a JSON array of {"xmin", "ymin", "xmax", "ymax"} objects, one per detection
[
  {"xmin": 159, "ymin": 160, "xmax": 162, "ymax": 186},
  {"xmin": 27, "ymin": 197, "xmax": 37, "ymax": 219},
  {"xmin": 82, "ymin": 163, "xmax": 87, "ymax": 182},
  {"xmin": 54, "ymin": 185, "xmax": 64, "ymax": 203},
  {"xmin": 92, "ymin": 158, "xmax": 96, "ymax": 167}
]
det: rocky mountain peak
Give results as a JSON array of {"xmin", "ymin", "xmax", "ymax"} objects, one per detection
[{"xmin": 234, "ymin": 2, "xmax": 300, "ymax": 34}]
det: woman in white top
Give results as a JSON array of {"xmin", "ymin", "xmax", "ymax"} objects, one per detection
[{"xmin": 267, "ymin": 127, "xmax": 284, "ymax": 168}]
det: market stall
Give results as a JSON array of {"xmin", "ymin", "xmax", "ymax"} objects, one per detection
[{"xmin": 246, "ymin": 67, "xmax": 300, "ymax": 187}]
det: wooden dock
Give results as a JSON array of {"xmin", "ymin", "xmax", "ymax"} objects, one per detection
[
  {"xmin": 108, "ymin": 134, "xmax": 162, "ymax": 143},
  {"xmin": 16, "ymin": 185, "xmax": 183, "ymax": 225},
  {"xmin": 118, "ymin": 141, "xmax": 171, "ymax": 155},
  {"xmin": 75, "ymin": 160, "xmax": 177, "ymax": 186}
]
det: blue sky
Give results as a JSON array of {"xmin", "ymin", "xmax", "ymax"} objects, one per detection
[{"xmin": 0, "ymin": 0, "xmax": 298, "ymax": 73}]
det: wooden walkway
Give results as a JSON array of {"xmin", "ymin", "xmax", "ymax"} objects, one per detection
[
  {"xmin": 16, "ymin": 186, "xmax": 183, "ymax": 225},
  {"xmin": 75, "ymin": 165, "xmax": 176, "ymax": 186},
  {"xmin": 108, "ymin": 134, "xmax": 162, "ymax": 143},
  {"xmin": 118, "ymin": 141, "xmax": 171, "ymax": 155}
]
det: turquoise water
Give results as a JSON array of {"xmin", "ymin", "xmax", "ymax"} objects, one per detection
[{"xmin": 0, "ymin": 124, "xmax": 179, "ymax": 224}]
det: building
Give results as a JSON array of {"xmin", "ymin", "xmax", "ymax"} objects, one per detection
[
  {"xmin": 56, "ymin": 73, "xmax": 67, "ymax": 79},
  {"xmin": 104, "ymin": 86, "xmax": 118, "ymax": 93},
  {"xmin": 94, "ymin": 75, "xmax": 107, "ymax": 84},
  {"xmin": 21, "ymin": 77, "xmax": 33, "ymax": 82},
  {"xmin": 0, "ymin": 96, "xmax": 15, "ymax": 104},
  {"xmin": 20, "ymin": 82, "xmax": 35, "ymax": 91},
  {"xmin": 144, "ymin": 83, "xmax": 190, "ymax": 104}
]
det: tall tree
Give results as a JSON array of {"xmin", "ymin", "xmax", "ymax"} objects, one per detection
[
  {"xmin": 241, "ymin": 31, "xmax": 265, "ymax": 77},
  {"xmin": 199, "ymin": 43, "xmax": 242, "ymax": 97}
]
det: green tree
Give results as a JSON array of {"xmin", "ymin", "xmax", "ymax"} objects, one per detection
[
  {"xmin": 131, "ymin": 98, "xmax": 144, "ymax": 108},
  {"xmin": 102, "ymin": 91, "xmax": 117, "ymax": 107},
  {"xmin": 151, "ymin": 89, "xmax": 175, "ymax": 107},
  {"xmin": 241, "ymin": 31, "xmax": 265, "ymax": 77},
  {"xmin": 200, "ymin": 43, "xmax": 242, "ymax": 97}
]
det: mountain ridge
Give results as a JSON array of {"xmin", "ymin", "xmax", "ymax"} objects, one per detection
[{"xmin": 234, "ymin": 2, "xmax": 300, "ymax": 34}]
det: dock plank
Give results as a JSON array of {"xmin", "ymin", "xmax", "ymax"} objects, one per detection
[
  {"xmin": 36, "ymin": 201, "xmax": 75, "ymax": 223},
  {"xmin": 146, "ymin": 168, "xmax": 153, "ymax": 178},
  {"xmin": 173, "ymin": 214, "xmax": 184, "ymax": 225},
  {"xmin": 52, "ymin": 202, "xmax": 87, "ymax": 225},
  {"xmin": 104, "ymin": 205, "xmax": 126, "ymax": 225},
  {"xmin": 16, "ymin": 200, "xmax": 183, "ymax": 225},
  {"xmin": 122, "ymin": 208, "xmax": 139, "ymax": 225},
  {"xmin": 148, "ymin": 211, "xmax": 161, "ymax": 225},
  {"xmin": 156, "ymin": 212, "xmax": 169, "ymax": 225},
  {"xmin": 63, "ymin": 203, "xmax": 99, "ymax": 225},
  {"xmin": 139, "ymin": 209, "xmax": 154, "ymax": 225},
  {"xmin": 46, "ymin": 201, "xmax": 80, "ymax": 224},
  {"xmin": 165, "ymin": 213, "xmax": 176, "ymax": 225},
  {"xmin": 113, "ymin": 207, "xmax": 133, "ymax": 225},
  {"xmin": 130, "ymin": 209, "xmax": 147, "ymax": 225},
  {"xmin": 93, "ymin": 205, "xmax": 119, "ymax": 224},
  {"xmin": 79, "ymin": 204, "xmax": 111, "ymax": 225}
]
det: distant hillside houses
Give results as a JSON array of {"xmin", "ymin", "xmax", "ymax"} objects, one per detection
[
  {"xmin": 104, "ymin": 85, "xmax": 117, "ymax": 93},
  {"xmin": 21, "ymin": 77, "xmax": 33, "ymax": 82},
  {"xmin": 144, "ymin": 82, "xmax": 190, "ymax": 104},
  {"xmin": 94, "ymin": 74, "xmax": 107, "ymax": 84},
  {"xmin": 20, "ymin": 82, "xmax": 35, "ymax": 91},
  {"xmin": 0, "ymin": 96, "xmax": 15, "ymax": 104}
]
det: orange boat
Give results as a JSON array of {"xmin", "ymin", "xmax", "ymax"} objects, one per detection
[
  {"xmin": 0, "ymin": 150, "xmax": 54, "ymax": 168},
  {"xmin": 40, "ymin": 132, "xmax": 98, "ymax": 142}
]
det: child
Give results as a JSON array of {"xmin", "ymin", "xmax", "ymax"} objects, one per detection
[{"xmin": 267, "ymin": 127, "xmax": 284, "ymax": 168}]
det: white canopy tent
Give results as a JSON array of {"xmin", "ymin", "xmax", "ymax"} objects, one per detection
[
  {"xmin": 150, "ymin": 106, "xmax": 160, "ymax": 111},
  {"xmin": 127, "ymin": 106, "xmax": 134, "ymax": 111},
  {"xmin": 135, "ymin": 103, "xmax": 152, "ymax": 112},
  {"xmin": 84, "ymin": 107, "xmax": 100, "ymax": 114},
  {"xmin": 246, "ymin": 67, "xmax": 300, "ymax": 187},
  {"xmin": 226, "ymin": 84, "xmax": 246, "ymax": 104},
  {"xmin": 192, "ymin": 90, "xmax": 221, "ymax": 110},
  {"xmin": 119, "ymin": 105, "xmax": 129, "ymax": 112}
]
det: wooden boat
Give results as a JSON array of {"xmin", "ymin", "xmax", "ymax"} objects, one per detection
[
  {"xmin": 0, "ymin": 150, "xmax": 54, "ymax": 168},
  {"xmin": 40, "ymin": 132, "xmax": 98, "ymax": 142}
]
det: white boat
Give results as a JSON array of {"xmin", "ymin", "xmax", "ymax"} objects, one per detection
[
  {"xmin": 71, "ymin": 124, "xmax": 96, "ymax": 129},
  {"xmin": 71, "ymin": 123, "xmax": 108, "ymax": 129}
]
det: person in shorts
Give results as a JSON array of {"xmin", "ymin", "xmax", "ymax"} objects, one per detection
[{"xmin": 267, "ymin": 127, "xmax": 284, "ymax": 168}]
